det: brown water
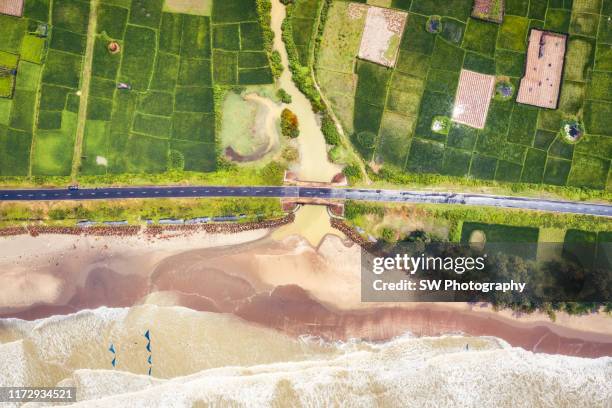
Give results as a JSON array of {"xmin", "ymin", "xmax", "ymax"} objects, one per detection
[
  {"xmin": 272, "ymin": 205, "xmax": 344, "ymax": 246},
  {"xmin": 271, "ymin": 0, "xmax": 342, "ymax": 182}
]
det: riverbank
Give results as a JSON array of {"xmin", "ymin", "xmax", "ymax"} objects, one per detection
[
  {"xmin": 0, "ymin": 223, "xmax": 610, "ymax": 358},
  {"xmin": 270, "ymin": 0, "xmax": 341, "ymax": 182}
]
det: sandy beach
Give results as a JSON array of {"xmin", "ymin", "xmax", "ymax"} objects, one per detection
[{"xmin": 0, "ymin": 222, "xmax": 611, "ymax": 358}]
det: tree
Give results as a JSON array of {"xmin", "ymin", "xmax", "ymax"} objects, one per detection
[{"xmin": 281, "ymin": 108, "xmax": 300, "ymax": 138}]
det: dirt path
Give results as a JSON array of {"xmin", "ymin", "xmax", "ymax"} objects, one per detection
[{"xmin": 70, "ymin": 0, "xmax": 98, "ymax": 180}]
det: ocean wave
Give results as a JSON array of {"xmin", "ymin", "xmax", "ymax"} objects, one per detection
[
  {"xmin": 62, "ymin": 343, "xmax": 611, "ymax": 408},
  {"xmin": 1, "ymin": 306, "xmax": 610, "ymax": 407}
]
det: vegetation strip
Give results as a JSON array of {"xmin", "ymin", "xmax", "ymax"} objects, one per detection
[{"xmin": 71, "ymin": 0, "xmax": 99, "ymax": 179}]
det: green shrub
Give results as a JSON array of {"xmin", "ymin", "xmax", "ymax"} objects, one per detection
[
  {"xmin": 270, "ymin": 50, "xmax": 283, "ymax": 77},
  {"xmin": 321, "ymin": 113, "xmax": 340, "ymax": 145},
  {"xmin": 342, "ymin": 163, "xmax": 362, "ymax": 184},
  {"xmin": 381, "ymin": 227, "xmax": 397, "ymax": 242},
  {"xmin": 276, "ymin": 88, "xmax": 292, "ymax": 103}
]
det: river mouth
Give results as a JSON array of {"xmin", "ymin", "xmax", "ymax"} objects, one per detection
[{"xmin": 220, "ymin": 1, "xmax": 342, "ymax": 181}]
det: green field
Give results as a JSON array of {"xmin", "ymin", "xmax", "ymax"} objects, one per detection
[
  {"xmin": 290, "ymin": 0, "xmax": 321, "ymax": 64},
  {"xmin": 317, "ymin": 0, "xmax": 612, "ymax": 191},
  {"xmin": 461, "ymin": 221, "xmax": 540, "ymax": 258},
  {"xmin": 0, "ymin": 0, "xmax": 275, "ymax": 179},
  {"xmin": 0, "ymin": 1, "xmax": 82, "ymax": 177}
]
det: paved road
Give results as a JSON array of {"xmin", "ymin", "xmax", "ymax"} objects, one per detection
[{"xmin": 0, "ymin": 186, "xmax": 610, "ymax": 217}]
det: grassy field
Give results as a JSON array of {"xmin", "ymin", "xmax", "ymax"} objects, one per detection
[
  {"xmin": 317, "ymin": 0, "xmax": 612, "ymax": 191},
  {"xmin": 343, "ymin": 201, "xmax": 612, "ymax": 248},
  {"xmin": 0, "ymin": 0, "xmax": 276, "ymax": 183},
  {"xmin": 315, "ymin": 0, "xmax": 366, "ymax": 134},
  {"xmin": 290, "ymin": 0, "xmax": 321, "ymax": 65},
  {"xmin": 0, "ymin": 1, "xmax": 86, "ymax": 177}
]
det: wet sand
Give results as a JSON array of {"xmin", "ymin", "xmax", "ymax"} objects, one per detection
[{"xmin": 0, "ymin": 226, "xmax": 611, "ymax": 359}]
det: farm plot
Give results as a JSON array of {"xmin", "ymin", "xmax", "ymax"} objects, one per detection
[
  {"xmin": 315, "ymin": 0, "xmax": 612, "ymax": 190},
  {"xmin": 211, "ymin": 0, "xmax": 273, "ymax": 86},
  {"xmin": 0, "ymin": 2, "xmax": 84, "ymax": 177},
  {"xmin": 358, "ymin": 6, "xmax": 407, "ymax": 67},
  {"xmin": 315, "ymin": 1, "xmax": 367, "ymax": 133},
  {"xmin": 461, "ymin": 222, "xmax": 540, "ymax": 259},
  {"xmin": 0, "ymin": 0, "xmax": 273, "ymax": 180},
  {"xmin": 290, "ymin": 0, "xmax": 321, "ymax": 65},
  {"xmin": 81, "ymin": 0, "xmax": 274, "ymax": 176}
]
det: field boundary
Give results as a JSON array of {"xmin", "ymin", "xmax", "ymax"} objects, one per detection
[{"xmin": 71, "ymin": 0, "xmax": 99, "ymax": 180}]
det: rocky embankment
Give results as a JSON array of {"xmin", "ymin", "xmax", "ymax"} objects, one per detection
[{"xmin": 0, "ymin": 214, "xmax": 295, "ymax": 238}]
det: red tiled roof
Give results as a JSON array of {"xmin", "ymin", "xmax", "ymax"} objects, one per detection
[
  {"xmin": 0, "ymin": 0, "xmax": 24, "ymax": 17},
  {"xmin": 452, "ymin": 69, "xmax": 496, "ymax": 129},
  {"xmin": 517, "ymin": 30, "xmax": 567, "ymax": 109}
]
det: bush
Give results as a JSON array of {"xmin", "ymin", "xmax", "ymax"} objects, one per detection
[
  {"xmin": 276, "ymin": 88, "xmax": 292, "ymax": 103},
  {"xmin": 281, "ymin": 146, "xmax": 299, "ymax": 162},
  {"xmin": 342, "ymin": 163, "xmax": 362, "ymax": 183},
  {"xmin": 281, "ymin": 108, "xmax": 300, "ymax": 138},
  {"xmin": 381, "ymin": 227, "xmax": 397, "ymax": 242},
  {"xmin": 270, "ymin": 50, "xmax": 283, "ymax": 77},
  {"xmin": 321, "ymin": 113, "xmax": 340, "ymax": 146},
  {"xmin": 261, "ymin": 160, "xmax": 285, "ymax": 184}
]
